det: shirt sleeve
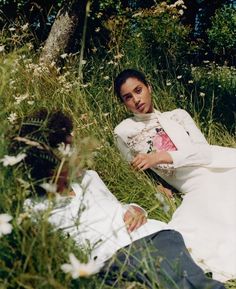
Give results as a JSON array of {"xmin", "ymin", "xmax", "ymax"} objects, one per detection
[{"xmin": 167, "ymin": 109, "xmax": 212, "ymax": 168}]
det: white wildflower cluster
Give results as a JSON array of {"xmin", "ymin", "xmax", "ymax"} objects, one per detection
[
  {"xmin": 169, "ymin": 0, "xmax": 187, "ymax": 16},
  {"xmin": 25, "ymin": 62, "xmax": 50, "ymax": 77},
  {"xmin": 56, "ymin": 74, "xmax": 74, "ymax": 94},
  {"xmin": 61, "ymin": 253, "xmax": 104, "ymax": 278},
  {"xmin": 0, "ymin": 214, "xmax": 13, "ymax": 237},
  {"xmin": 14, "ymin": 93, "xmax": 29, "ymax": 105},
  {"xmin": 7, "ymin": 112, "xmax": 17, "ymax": 124},
  {"xmin": 170, "ymin": 0, "xmax": 186, "ymax": 9},
  {"xmin": 0, "ymin": 153, "xmax": 26, "ymax": 166}
]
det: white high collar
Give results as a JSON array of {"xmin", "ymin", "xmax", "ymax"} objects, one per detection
[{"xmin": 133, "ymin": 109, "xmax": 162, "ymax": 121}]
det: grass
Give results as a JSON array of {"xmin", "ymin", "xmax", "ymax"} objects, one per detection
[{"xmin": 0, "ymin": 46, "xmax": 236, "ymax": 289}]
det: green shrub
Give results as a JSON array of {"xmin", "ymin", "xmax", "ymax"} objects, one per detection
[{"xmin": 207, "ymin": 6, "xmax": 236, "ymax": 59}]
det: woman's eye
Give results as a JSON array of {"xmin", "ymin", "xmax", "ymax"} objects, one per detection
[
  {"xmin": 124, "ymin": 94, "xmax": 132, "ymax": 101},
  {"xmin": 136, "ymin": 87, "xmax": 142, "ymax": 94}
]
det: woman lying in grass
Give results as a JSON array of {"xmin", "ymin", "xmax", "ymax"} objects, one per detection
[
  {"xmin": 114, "ymin": 69, "xmax": 236, "ymax": 283},
  {"xmin": 8, "ymin": 108, "xmax": 224, "ymax": 289}
]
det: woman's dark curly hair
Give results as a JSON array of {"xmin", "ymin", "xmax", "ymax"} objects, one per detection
[{"xmin": 11, "ymin": 108, "xmax": 73, "ymax": 196}]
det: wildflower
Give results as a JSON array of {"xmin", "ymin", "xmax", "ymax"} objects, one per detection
[
  {"xmin": 103, "ymin": 76, "xmax": 109, "ymax": 80},
  {"xmin": 114, "ymin": 53, "xmax": 124, "ymax": 60},
  {"xmin": 166, "ymin": 81, "xmax": 172, "ymax": 86},
  {"xmin": 0, "ymin": 153, "xmax": 26, "ymax": 166},
  {"xmin": 81, "ymin": 60, "xmax": 86, "ymax": 65},
  {"xmin": 179, "ymin": 9, "xmax": 184, "ymax": 15},
  {"xmin": 95, "ymin": 27, "xmax": 100, "ymax": 32},
  {"xmin": 58, "ymin": 143, "xmax": 73, "ymax": 157},
  {"xmin": 0, "ymin": 214, "xmax": 13, "ymax": 237},
  {"xmin": 40, "ymin": 182, "xmax": 57, "ymax": 194},
  {"xmin": 96, "ymin": 12, "xmax": 103, "ymax": 19},
  {"xmin": 172, "ymin": 0, "xmax": 185, "ymax": 7},
  {"xmin": 27, "ymin": 42, "xmax": 34, "ymax": 50},
  {"xmin": 9, "ymin": 27, "xmax": 16, "ymax": 31},
  {"xmin": 199, "ymin": 92, "xmax": 205, "ymax": 97},
  {"xmin": 188, "ymin": 80, "xmax": 194, "ymax": 84},
  {"xmin": 0, "ymin": 45, "xmax": 5, "ymax": 52},
  {"xmin": 14, "ymin": 93, "xmax": 29, "ymax": 104},
  {"xmin": 203, "ymin": 60, "xmax": 210, "ymax": 64},
  {"xmin": 177, "ymin": 75, "xmax": 182, "ymax": 79},
  {"xmin": 107, "ymin": 60, "xmax": 114, "ymax": 65},
  {"xmin": 61, "ymin": 253, "xmax": 104, "ymax": 278},
  {"xmin": 7, "ymin": 112, "xmax": 17, "ymax": 124},
  {"xmin": 27, "ymin": 100, "xmax": 34, "ymax": 105},
  {"xmin": 91, "ymin": 47, "xmax": 97, "ymax": 53},
  {"xmin": 21, "ymin": 23, "xmax": 29, "ymax": 31},
  {"xmin": 17, "ymin": 212, "xmax": 30, "ymax": 225},
  {"xmin": 60, "ymin": 53, "xmax": 68, "ymax": 59},
  {"xmin": 50, "ymin": 61, "xmax": 56, "ymax": 67}
]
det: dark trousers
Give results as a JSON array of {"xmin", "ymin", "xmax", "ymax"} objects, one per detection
[{"xmin": 100, "ymin": 230, "xmax": 226, "ymax": 289}]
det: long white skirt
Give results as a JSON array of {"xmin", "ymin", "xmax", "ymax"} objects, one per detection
[{"xmin": 167, "ymin": 166, "xmax": 236, "ymax": 282}]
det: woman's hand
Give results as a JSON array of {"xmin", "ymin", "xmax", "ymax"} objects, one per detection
[
  {"xmin": 123, "ymin": 205, "xmax": 147, "ymax": 233},
  {"xmin": 131, "ymin": 151, "xmax": 173, "ymax": 171}
]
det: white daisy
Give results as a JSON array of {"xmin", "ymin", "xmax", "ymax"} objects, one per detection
[
  {"xmin": 61, "ymin": 253, "xmax": 104, "ymax": 279},
  {"xmin": 0, "ymin": 214, "xmax": 13, "ymax": 237}
]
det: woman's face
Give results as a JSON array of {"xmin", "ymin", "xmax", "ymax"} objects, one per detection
[{"xmin": 120, "ymin": 77, "xmax": 153, "ymax": 114}]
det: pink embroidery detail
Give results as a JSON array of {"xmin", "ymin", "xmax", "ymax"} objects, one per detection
[{"xmin": 153, "ymin": 131, "xmax": 177, "ymax": 151}]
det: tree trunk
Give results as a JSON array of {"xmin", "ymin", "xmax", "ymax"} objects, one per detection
[{"xmin": 39, "ymin": 0, "xmax": 88, "ymax": 65}]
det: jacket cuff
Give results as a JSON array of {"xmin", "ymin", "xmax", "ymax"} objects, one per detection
[{"xmin": 122, "ymin": 203, "xmax": 148, "ymax": 218}]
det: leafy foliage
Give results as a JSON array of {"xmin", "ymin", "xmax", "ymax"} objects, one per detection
[{"xmin": 207, "ymin": 5, "xmax": 236, "ymax": 62}]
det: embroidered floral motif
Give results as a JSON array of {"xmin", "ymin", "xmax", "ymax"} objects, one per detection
[
  {"xmin": 126, "ymin": 120, "xmax": 176, "ymax": 176},
  {"xmin": 153, "ymin": 130, "xmax": 177, "ymax": 151}
]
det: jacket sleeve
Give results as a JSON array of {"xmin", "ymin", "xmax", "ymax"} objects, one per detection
[
  {"xmin": 114, "ymin": 133, "xmax": 134, "ymax": 163},
  {"xmin": 167, "ymin": 109, "xmax": 212, "ymax": 168}
]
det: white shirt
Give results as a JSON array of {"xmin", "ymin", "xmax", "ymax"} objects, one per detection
[{"xmin": 24, "ymin": 170, "xmax": 167, "ymax": 263}]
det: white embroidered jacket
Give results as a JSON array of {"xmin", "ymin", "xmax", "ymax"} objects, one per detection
[{"xmin": 114, "ymin": 109, "xmax": 236, "ymax": 170}]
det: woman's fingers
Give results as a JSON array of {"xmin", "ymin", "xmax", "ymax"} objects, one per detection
[
  {"xmin": 124, "ymin": 206, "xmax": 147, "ymax": 233},
  {"xmin": 132, "ymin": 158, "xmax": 150, "ymax": 171},
  {"xmin": 128, "ymin": 216, "xmax": 141, "ymax": 232},
  {"xmin": 132, "ymin": 154, "xmax": 147, "ymax": 169},
  {"xmin": 131, "ymin": 215, "xmax": 147, "ymax": 232}
]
